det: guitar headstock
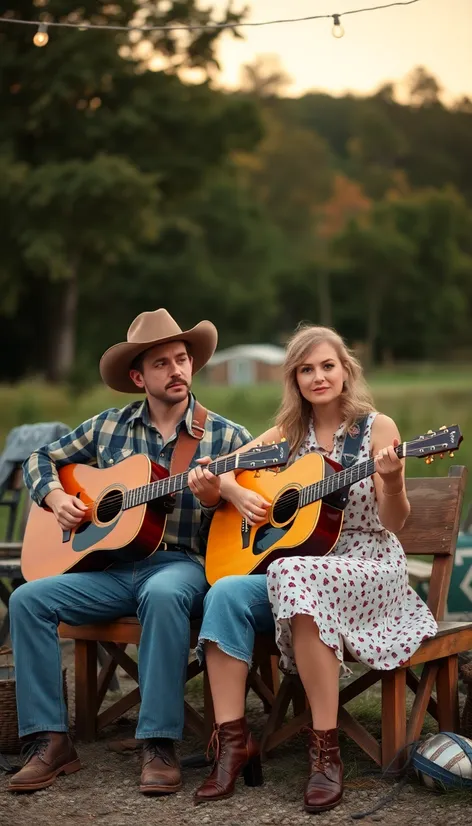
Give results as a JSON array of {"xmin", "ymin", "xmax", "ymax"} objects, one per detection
[
  {"xmin": 403, "ymin": 425, "xmax": 463, "ymax": 463},
  {"xmin": 238, "ymin": 440, "xmax": 289, "ymax": 470}
]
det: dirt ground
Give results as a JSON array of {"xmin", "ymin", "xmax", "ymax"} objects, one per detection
[{"xmin": 1, "ymin": 640, "xmax": 470, "ymax": 826}]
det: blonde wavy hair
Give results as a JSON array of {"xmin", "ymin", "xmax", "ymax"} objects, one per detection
[{"xmin": 275, "ymin": 324, "xmax": 376, "ymax": 457}]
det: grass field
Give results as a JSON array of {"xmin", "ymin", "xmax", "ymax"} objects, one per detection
[{"xmin": 0, "ymin": 366, "xmax": 471, "ymax": 522}]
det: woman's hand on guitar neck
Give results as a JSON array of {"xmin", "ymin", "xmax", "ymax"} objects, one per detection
[
  {"xmin": 223, "ymin": 482, "xmax": 271, "ymax": 527},
  {"xmin": 44, "ymin": 489, "xmax": 88, "ymax": 531}
]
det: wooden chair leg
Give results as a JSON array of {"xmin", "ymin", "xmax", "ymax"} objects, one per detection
[
  {"xmin": 74, "ymin": 639, "xmax": 97, "ymax": 741},
  {"xmin": 258, "ymin": 653, "xmax": 280, "ymax": 712},
  {"xmin": 203, "ymin": 670, "xmax": 214, "ymax": 744},
  {"xmin": 436, "ymin": 655, "xmax": 460, "ymax": 732},
  {"xmin": 406, "ymin": 662, "xmax": 439, "ymax": 744},
  {"xmin": 381, "ymin": 669, "xmax": 406, "ymax": 772},
  {"xmin": 291, "ymin": 676, "xmax": 308, "ymax": 716}
]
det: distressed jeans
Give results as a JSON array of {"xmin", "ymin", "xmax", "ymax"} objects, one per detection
[
  {"xmin": 197, "ymin": 575, "xmax": 274, "ymax": 666},
  {"xmin": 9, "ymin": 550, "xmax": 208, "ymax": 740}
]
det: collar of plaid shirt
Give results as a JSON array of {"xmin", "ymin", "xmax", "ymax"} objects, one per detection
[{"xmin": 127, "ymin": 392, "xmax": 197, "ymax": 436}]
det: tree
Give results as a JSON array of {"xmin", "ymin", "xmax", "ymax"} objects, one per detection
[
  {"xmin": 407, "ymin": 67, "xmax": 442, "ymax": 107},
  {"xmin": 240, "ymin": 55, "xmax": 293, "ymax": 99},
  {"xmin": 0, "ymin": 1, "xmax": 264, "ymax": 380}
]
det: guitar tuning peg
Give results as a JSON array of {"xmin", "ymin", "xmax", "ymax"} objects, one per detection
[
  {"xmin": 425, "ymin": 457, "xmax": 434, "ymax": 464},
  {"xmin": 254, "ymin": 470, "xmax": 261, "ymax": 478},
  {"xmin": 439, "ymin": 453, "xmax": 444, "ymax": 459},
  {"xmin": 439, "ymin": 425, "xmax": 447, "ymax": 431},
  {"xmin": 427, "ymin": 430, "xmax": 433, "ymax": 435},
  {"xmin": 449, "ymin": 451, "xmax": 455, "ymax": 458}
]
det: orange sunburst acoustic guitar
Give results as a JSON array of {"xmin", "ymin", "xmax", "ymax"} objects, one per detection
[
  {"xmin": 21, "ymin": 441, "xmax": 289, "ymax": 581},
  {"xmin": 205, "ymin": 425, "xmax": 463, "ymax": 585}
]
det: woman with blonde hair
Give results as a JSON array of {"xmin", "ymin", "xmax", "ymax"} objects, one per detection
[{"xmin": 189, "ymin": 324, "xmax": 437, "ymax": 813}]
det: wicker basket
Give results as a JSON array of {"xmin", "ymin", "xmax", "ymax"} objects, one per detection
[
  {"xmin": 460, "ymin": 660, "xmax": 472, "ymax": 739},
  {"xmin": 0, "ymin": 647, "xmax": 68, "ymax": 754}
]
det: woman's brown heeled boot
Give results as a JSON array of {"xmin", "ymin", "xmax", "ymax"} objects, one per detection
[
  {"xmin": 304, "ymin": 728, "xmax": 343, "ymax": 813},
  {"xmin": 194, "ymin": 717, "xmax": 263, "ymax": 805}
]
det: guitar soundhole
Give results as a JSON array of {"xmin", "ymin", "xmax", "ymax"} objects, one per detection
[
  {"xmin": 97, "ymin": 489, "xmax": 124, "ymax": 524},
  {"xmin": 272, "ymin": 488, "xmax": 300, "ymax": 526}
]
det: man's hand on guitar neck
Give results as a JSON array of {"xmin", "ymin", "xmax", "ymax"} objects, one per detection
[
  {"xmin": 188, "ymin": 457, "xmax": 222, "ymax": 509},
  {"xmin": 44, "ymin": 489, "xmax": 88, "ymax": 531}
]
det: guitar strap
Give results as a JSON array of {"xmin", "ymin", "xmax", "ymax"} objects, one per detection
[
  {"xmin": 169, "ymin": 399, "xmax": 208, "ymax": 475},
  {"xmin": 340, "ymin": 416, "xmax": 369, "ymax": 469}
]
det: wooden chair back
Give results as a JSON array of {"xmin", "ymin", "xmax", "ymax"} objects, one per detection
[
  {"xmin": 0, "ymin": 464, "xmax": 26, "ymax": 543},
  {"xmin": 398, "ymin": 466, "xmax": 467, "ymax": 619}
]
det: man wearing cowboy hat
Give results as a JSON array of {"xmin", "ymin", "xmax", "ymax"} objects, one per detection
[{"xmin": 9, "ymin": 309, "xmax": 252, "ymax": 795}]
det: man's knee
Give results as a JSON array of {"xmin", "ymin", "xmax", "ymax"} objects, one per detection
[
  {"xmin": 140, "ymin": 580, "xmax": 200, "ymax": 615},
  {"xmin": 9, "ymin": 580, "xmax": 47, "ymax": 619}
]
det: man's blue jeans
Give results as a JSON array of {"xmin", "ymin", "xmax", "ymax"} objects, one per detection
[{"xmin": 9, "ymin": 550, "xmax": 208, "ymax": 740}]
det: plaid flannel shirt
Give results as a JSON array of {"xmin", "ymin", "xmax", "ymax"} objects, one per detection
[{"xmin": 23, "ymin": 394, "xmax": 252, "ymax": 557}]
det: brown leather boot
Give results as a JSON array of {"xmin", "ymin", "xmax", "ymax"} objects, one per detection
[
  {"xmin": 139, "ymin": 738, "xmax": 182, "ymax": 794},
  {"xmin": 8, "ymin": 732, "xmax": 81, "ymax": 792},
  {"xmin": 194, "ymin": 717, "xmax": 263, "ymax": 805},
  {"xmin": 304, "ymin": 728, "xmax": 343, "ymax": 813}
]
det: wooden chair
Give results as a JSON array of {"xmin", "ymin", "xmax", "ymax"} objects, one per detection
[
  {"xmin": 59, "ymin": 616, "xmax": 279, "ymax": 743},
  {"xmin": 0, "ymin": 464, "xmax": 28, "ymax": 645},
  {"xmin": 259, "ymin": 466, "xmax": 472, "ymax": 770}
]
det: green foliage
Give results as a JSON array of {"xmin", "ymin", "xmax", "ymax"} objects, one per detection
[{"xmin": 1, "ymin": 13, "xmax": 472, "ymax": 381}]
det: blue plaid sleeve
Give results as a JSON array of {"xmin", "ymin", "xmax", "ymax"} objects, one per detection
[{"xmin": 23, "ymin": 415, "xmax": 102, "ymax": 505}]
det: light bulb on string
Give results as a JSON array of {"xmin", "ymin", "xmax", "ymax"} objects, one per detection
[
  {"xmin": 33, "ymin": 23, "xmax": 49, "ymax": 47},
  {"xmin": 331, "ymin": 14, "xmax": 345, "ymax": 39}
]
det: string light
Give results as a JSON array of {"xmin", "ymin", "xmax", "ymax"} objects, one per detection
[
  {"xmin": 0, "ymin": 1, "xmax": 423, "ymax": 43},
  {"xmin": 32, "ymin": 22, "xmax": 48, "ymax": 47},
  {"xmin": 332, "ymin": 14, "xmax": 345, "ymax": 38}
]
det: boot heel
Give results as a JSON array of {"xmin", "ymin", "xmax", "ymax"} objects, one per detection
[
  {"xmin": 243, "ymin": 756, "xmax": 263, "ymax": 787},
  {"xmin": 63, "ymin": 759, "xmax": 82, "ymax": 775}
]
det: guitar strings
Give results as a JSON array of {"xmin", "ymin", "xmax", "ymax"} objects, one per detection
[
  {"xmin": 73, "ymin": 447, "xmax": 278, "ymax": 516},
  {"xmin": 80, "ymin": 437, "xmax": 449, "ymax": 520}
]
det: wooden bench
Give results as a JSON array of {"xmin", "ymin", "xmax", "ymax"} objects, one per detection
[{"xmin": 59, "ymin": 467, "xmax": 472, "ymax": 770}]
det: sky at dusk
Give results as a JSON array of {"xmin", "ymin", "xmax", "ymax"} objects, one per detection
[{"xmin": 209, "ymin": 0, "xmax": 472, "ymax": 103}]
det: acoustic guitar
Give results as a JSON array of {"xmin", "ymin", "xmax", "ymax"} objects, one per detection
[
  {"xmin": 21, "ymin": 441, "xmax": 289, "ymax": 581},
  {"xmin": 205, "ymin": 425, "xmax": 463, "ymax": 585}
]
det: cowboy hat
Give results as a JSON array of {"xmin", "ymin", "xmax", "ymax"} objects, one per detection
[{"xmin": 99, "ymin": 308, "xmax": 218, "ymax": 393}]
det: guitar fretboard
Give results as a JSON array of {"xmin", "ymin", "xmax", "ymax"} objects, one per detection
[
  {"xmin": 299, "ymin": 458, "xmax": 377, "ymax": 507},
  {"xmin": 122, "ymin": 454, "xmax": 238, "ymax": 510}
]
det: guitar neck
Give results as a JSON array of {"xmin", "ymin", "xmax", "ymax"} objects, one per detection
[
  {"xmin": 299, "ymin": 442, "xmax": 406, "ymax": 507},
  {"xmin": 122, "ymin": 455, "xmax": 238, "ymax": 510}
]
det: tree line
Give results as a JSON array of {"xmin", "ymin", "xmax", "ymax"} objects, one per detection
[{"xmin": 1, "ymin": 2, "xmax": 472, "ymax": 384}]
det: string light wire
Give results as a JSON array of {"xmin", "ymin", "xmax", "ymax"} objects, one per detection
[{"xmin": 0, "ymin": 1, "xmax": 423, "ymax": 37}]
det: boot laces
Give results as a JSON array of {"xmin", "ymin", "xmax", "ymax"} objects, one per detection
[
  {"xmin": 145, "ymin": 741, "xmax": 174, "ymax": 766},
  {"xmin": 303, "ymin": 727, "xmax": 333, "ymax": 775},
  {"xmin": 20, "ymin": 736, "xmax": 50, "ymax": 765},
  {"xmin": 206, "ymin": 726, "xmax": 222, "ymax": 762}
]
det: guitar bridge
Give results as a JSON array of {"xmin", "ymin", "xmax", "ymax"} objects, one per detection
[{"xmin": 241, "ymin": 518, "xmax": 251, "ymax": 549}]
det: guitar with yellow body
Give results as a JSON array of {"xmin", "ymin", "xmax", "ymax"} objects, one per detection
[{"xmin": 205, "ymin": 425, "xmax": 462, "ymax": 585}]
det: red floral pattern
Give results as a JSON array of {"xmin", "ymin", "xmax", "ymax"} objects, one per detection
[{"xmin": 267, "ymin": 414, "xmax": 438, "ymax": 672}]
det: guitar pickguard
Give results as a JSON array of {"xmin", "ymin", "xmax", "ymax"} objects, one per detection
[
  {"xmin": 252, "ymin": 518, "xmax": 296, "ymax": 555},
  {"xmin": 71, "ymin": 520, "xmax": 117, "ymax": 553}
]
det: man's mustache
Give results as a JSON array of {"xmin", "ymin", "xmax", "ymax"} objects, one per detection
[{"xmin": 165, "ymin": 379, "xmax": 188, "ymax": 390}]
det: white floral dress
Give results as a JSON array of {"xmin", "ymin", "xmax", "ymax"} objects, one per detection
[{"xmin": 267, "ymin": 413, "xmax": 438, "ymax": 672}]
